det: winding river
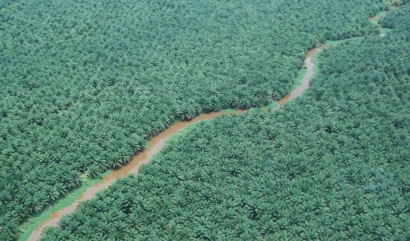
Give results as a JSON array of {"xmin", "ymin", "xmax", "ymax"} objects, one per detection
[
  {"xmin": 22, "ymin": 6, "xmax": 401, "ymax": 240},
  {"xmin": 26, "ymin": 47, "xmax": 322, "ymax": 241}
]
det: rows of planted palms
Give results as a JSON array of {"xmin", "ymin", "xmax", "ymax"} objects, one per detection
[
  {"xmin": 0, "ymin": 1, "xmax": 389, "ymax": 239},
  {"xmin": 40, "ymin": 8, "xmax": 410, "ymax": 241}
]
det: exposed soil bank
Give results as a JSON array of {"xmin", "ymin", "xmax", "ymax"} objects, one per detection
[{"xmin": 26, "ymin": 47, "xmax": 323, "ymax": 241}]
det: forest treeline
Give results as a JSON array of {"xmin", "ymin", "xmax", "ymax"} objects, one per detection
[
  {"xmin": 380, "ymin": 1, "xmax": 410, "ymax": 31},
  {"xmin": 39, "ymin": 5, "xmax": 410, "ymax": 241},
  {"xmin": 0, "ymin": 0, "xmax": 396, "ymax": 240}
]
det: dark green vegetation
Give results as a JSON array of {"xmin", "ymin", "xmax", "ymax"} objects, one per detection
[
  {"xmin": 380, "ymin": 1, "xmax": 410, "ymax": 31},
  {"xmin": 0, "ymin": 0, "xmax": 390, "ymax": 239},
  {"xmin": 39, "ymin": 5, "xmax": 410, "ymax": 241}
]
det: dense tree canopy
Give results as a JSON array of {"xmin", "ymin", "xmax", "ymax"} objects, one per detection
[
  {"xmin": 0, "ymin": 1, "xmax": 391, "ymax": 239},
  {"xmin": 380, "ymin": 2, "xmax": 410, "ymax": 31},
  {"xmin": 39, "ymin": 5, "xmax": 410, "ymax": 241}
]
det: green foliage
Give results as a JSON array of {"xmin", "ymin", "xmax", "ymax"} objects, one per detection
[
  {"xmin": 380, "ymin": 3, "xmax": 410, "ymax": 32},
  {"xmin": 40, "ymin": 8, "xmax": 410, "ymax": 240},
  {"xmin": 383, "ymin": 0, "xmax": 410, "ymax": 6},
  {"xmin": 0, "ymin": 0, "xmax": 398, "ymax": 240}
]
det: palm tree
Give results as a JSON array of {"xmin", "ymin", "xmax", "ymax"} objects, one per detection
[{"xmin": 42, "ymin": 185, "xmax": 60, "ymax": 202}]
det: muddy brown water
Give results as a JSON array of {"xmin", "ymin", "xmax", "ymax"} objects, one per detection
[
  {"xmin": 367, "ymin": 8, "xmax": 396, "ymax": 37},
  {"xmin": 26, "ymin": 7, "xmax": 401, "ymax": 239},
  {"xmin": 367, "ymin": 9, "xmax": 391, "ymax": 22},
  {"xmin": 27, "ymin": 48, "xmax": 322, "ymax": 241},
  {"xmin": 277, "ymin": 47, "xmax": 322, "ymax": 106}
]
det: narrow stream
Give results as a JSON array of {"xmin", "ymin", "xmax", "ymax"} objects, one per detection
[
  {"xmin": 367, "ymin": 7, "xmax": 399, "ymax": 37},
  {"xmin": 23, "ymin": 6, "xmax": 405, "ymax": 239},
  {"xmin": 26, "ymin": 48, "xmax": 322, "ymax": 241}
]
